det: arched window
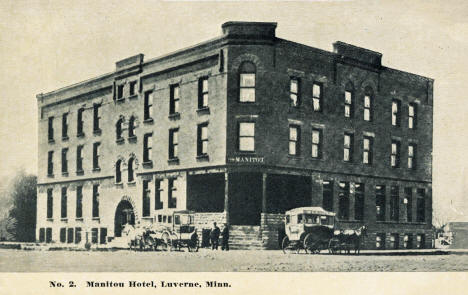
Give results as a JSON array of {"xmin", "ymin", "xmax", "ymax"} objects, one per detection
[
  {"xmin": 115, "ymin": 160, "xmax": 122, "ymax": 183},
  {"xmin": 344, "ymin": 82, "xmax": 354, "ymax": 118},
  {"xmin": 363, "ymin": 87, "xmax": 374, "ymax": 121},
  {"xmin": 116, "ymin": 118, "xmax": 123, "ymax": 141},
  {"xmin": 239, "ymin": 61, "xmax": 256, "ymax": 102},
  {"xmin": 128, "ymin": 158, "xmax": 134, "ymax": 182},
  {"xmin": 128, "ymin": 116, "xmax": 136, "ymax": 138}
]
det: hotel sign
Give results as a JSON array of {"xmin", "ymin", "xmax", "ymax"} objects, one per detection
[{"xmin": 227, "ymin": 156, "xmax": 265, "ymax": 164}]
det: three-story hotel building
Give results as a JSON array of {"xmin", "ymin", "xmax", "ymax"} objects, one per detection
[{"xmin": 36, "ymin": 22, "xmax": 433, "ymax": 249}]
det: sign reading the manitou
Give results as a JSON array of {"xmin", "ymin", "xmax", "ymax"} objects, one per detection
[{"xmin": 227, "ymin": 156, "xmax": 265, "ymax": 164}]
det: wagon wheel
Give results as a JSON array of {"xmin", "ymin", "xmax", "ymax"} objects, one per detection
[
  {"xmin": 328, "ymin": 238, "xmax": 338, "ymax": 254},
  {"xmin": 304, "ymin": 233, "xmax": 320, "ymax": 254},
  {"xmin": 282, "ymin": 236, "xmax": 295, "ymax": 254},
  {"xmin": 161, "ymin": 232, "xmax": 172, "ymax": 252},
  {"xmin": 188, "ymin": 236, "xmax": 199, "ymax": 252}
]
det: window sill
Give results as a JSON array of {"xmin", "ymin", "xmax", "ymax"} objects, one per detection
[
  {"xmin": 93, "ymin": 167, "xmax": 101, "ymax": 172},
  {"xmin": 196, "ymin": 107, "xmax": 210, "ymax": 115},
  {"xmin": 75, "ymin": 217, "xmax": 83, "ymax": 222},
  {"xmin": 128, "ymin": 94, "xmax": 138, "ymax": 100},
  {"xmin": 143, "ymin": 118, "xmax": 154, "ymax": 124},
  {"xmin": 47, "ymin": 218, "xmax": 54, "ymax": 222},
  {"xmin": 48, "ymin": 139, "xmax": 55, "ymax": 144},
  {"xmin": 76, "ymin": 170, "xmax": 84, "ymax": 176},
  {"xmin": 115, "ymin": 182, "xmax": 123, "ymax": 188},
  {"xmin": 116, "ymin": 97, "xmax": 125, "ymax": 103},
  {"xmin": 287, "ymin": 155, "xmax": 303, "ymax": 159},
  {"xmin": 142, "ymin": 161, "xmax": 153, "ymax": 168},
  {"xmin": 77, "ymin": 132, "xmax": 85, "ymax": 138},
  {"xmin": 47, "ymin": 174, "xmax": 54, "ymax": 178},
  {"xmin": 168, "ymin": 158, "xmax": 180, "ymax": 165},
  {"xmin": 128, "ymin": 136, "xmax": 137, "ymax": 143},
  {"xmin": 168, "ymin": 113, "xmax": 181, "ymax": 120},
  {"xmin": 92, "ymin": 217, "xmax": 100, "ymax": 222},
  {"xmin": 196, "ymin": 154, "xmax": 209, "ymax": 162},
  {"xmin": 142, "ymin": 216, "xmax": 153, "ymax": 220},
  {"xmin": 62, "ymin": 136, "xmax": 69, "ymax": 141},
  {"xmin": 93, "ymin": 129, "xmax": 102, "ymax": 136},
  {"xmin": 61, "ymin": 218, "xmax": 68, "ymax": 222},
  {"xmin": 116, "ymin": 138, "xmax": 124, "ymax": 144},
  {"xmin": 62, "ymin": 172, "xmax": 69, "ymax": 177},
  {"xmin": 128, "ymin": 181, "xmax": 136, "ymax": 186}
]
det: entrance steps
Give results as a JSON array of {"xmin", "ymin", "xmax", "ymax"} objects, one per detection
[{"xmin": 229, "ymin": 225, "xmax": 264, "ymax": 250}]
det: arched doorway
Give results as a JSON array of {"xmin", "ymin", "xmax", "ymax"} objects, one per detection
[{"xmin": 114, "ymin": 200, "xmax": 135, "ymax": 237}]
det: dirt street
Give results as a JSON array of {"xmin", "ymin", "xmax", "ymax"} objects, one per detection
[{"xmin": 0, "ymin": 249, "xmax": 467, "ymax": 272}]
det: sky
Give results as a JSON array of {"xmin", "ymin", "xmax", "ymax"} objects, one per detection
[{"xmin": 0, "ymin": 0, "xmax": 467, "ymax": 222}]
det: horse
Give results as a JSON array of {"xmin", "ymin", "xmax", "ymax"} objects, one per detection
[{"xmin": 335, "ymin": 225, "xmax": 368, "ymax": 254}]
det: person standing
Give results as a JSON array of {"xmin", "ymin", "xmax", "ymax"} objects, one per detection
[
  {"xmin": 221, "ymin": 223, "xmax": 229, "ymax": 251},
  {"xmin": 210, "ymin": 222, "xmax": 220, "ymax": 250}
]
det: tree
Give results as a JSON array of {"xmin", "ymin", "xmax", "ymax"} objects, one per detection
[{"xmin": 6, "ymin": 171, "xmax": 37, "ymax": 242}]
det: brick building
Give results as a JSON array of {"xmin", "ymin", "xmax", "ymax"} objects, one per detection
[{"xmin": 36, "ymin": 21, "xmax": 433, "ymax": 249}]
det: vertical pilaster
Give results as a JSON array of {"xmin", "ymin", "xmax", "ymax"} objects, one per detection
[
  {"xmin": 311, "ymin": 175, "xmax": 322, "ymax": 207},
  {"xmin": 224, "ymin": 172, "xmax": 230, "ymax": 225},
  {"xmin": 262, "ymin": 173, "xmax": 267, "ymax": 213}
]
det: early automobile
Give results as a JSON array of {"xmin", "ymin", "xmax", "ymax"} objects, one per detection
[{"xmin": 282, "ymin": 207, "xmax": 335, "ymax": 254}]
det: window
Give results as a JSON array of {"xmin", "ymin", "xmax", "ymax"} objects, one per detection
[
  {"xmin": 60, "ymin": 228, "xmax": 66, "ymax": 243},
  {"xmin": 91, "ymin": 228, "xmax": 98, "ymax": 244},
  {"xmin": 92, "ymin": 142, "xmax": 100, "ymax": 170},
  {"xmin": 92, "ymin": 184, "xmax": 99, "ymax": 218},
  {"xmin": 77, "ymin": 108, "xmax": 84, "ymax": 136},
  {"xmin": 143, "ymin": 180, "xmax": 151, "ymax": 217},
  {"xmin": 363, "ymin": 88, "xmax": 373, "ymax": 121},
  {"xmin": 93, "ymin": 104, "xmax": 101, "ymax": 133},
  {"xmin": 117, "ymin": 84, "xmax": 124, "ymax": 100},
  {"xmin": 129, "ymin": 81, "xmax": 137, "ymax": 96},
  {"xmin": 239, "ymin": 62, "xmax": 256, "ymax": 102},
  {"xmin": 62, "ymin": 113, "xmax": 68, "ymax": 139},
  {"xmin": 169, "ymin": 129, "xmax": 179, "ymax": 159},
  {"xmin": 390, "ymin": 186, "xmax": 399, "ymax": 222},
  {"xmin": 338, "ymin": 182, "xmax": 350, "ymax": 220},
  {"xmin": 128, "ymin": 116, "xmax": 136, "ymax": 138},
  {"xmin": 39, "ymin": 228, "xmax": 45, "ymax": 243},
  {"xmin": 128, "ymin": 158, "xmax": 135, "ymax": 182},
  {"xmin": 344, "ymin": 83, "xmax": 354, "ymax": 117},
  {"xmin": 197, "ymin": 123, "xmax": 209, "ymax": 156},
  {"xmin": 144, "ymin": 90, "xmax": 153, "ymax": 121},
  {"xmin": 76, "ymin": 145, "xmax": 83, "ymax": 173},
  {"xmin": 312, "ymin": 83, "xmax": 322, "ymax": 112},
  {"xmin": 67, "ymin": 228, "xmax": 74, "ymax": 244},
  {"xmin": 155, "ymin": 179, "xmax": 163, "ymax": 210},
  {"xmin": 389, "ymin": 234, "xmax": 399, "ymax": 249},
  {"xmin": 100, "ymin": 228, "xmax": 107, "ymax": 244},
  {"xmin": 48, "ymin": 117, "xmax": 54, "ymax": 142},
  {"xmin": 391, "ymin": 141, "xmax": 400, "ymax": 168},
  {"xmin": 405, "ymin": 187, "xmax": 413, "ymax": 222},
  {"xmin": 289, "ymin": 125, "xmax": 300, "ymax": 156},
  {"xmin": 47, "ymin": 151, "xmax": 54, "ymax": 176},
  {"xmin": 404, "ymin": 234, "xmax": 413, "ymax": 249},
  {"xmin": 116, "ymin": 118, "xmax": 123, "ymax": 141},
  {"xmin": 416, "ymin": 189, "xmax": 425, "ymax": 222},
  {"xmin": 376, "ymin": 185, "xmax": 386, "ymax": 222},
  {"xmin": 344, "ymin": 133, "xmax": 353, "ymax": 162},
  {"xmin": 76, "ymin": 186, "xmax": 83, "ymax": 218},
  {"xmin": 143, "ymin": 133, "xmax": 152, "ymax": 163},
  {"xmin": 198, "ymin": 77, "xmax": 209, "ymax": 108},
  {"xmin": 363, "ymin": 136, "xmax": 373, "ymax": 164},
  {"xmin": 46, "ymin": 228, "xmax": 52, "ymax": 243},
  {"xmin": 416, "ymin": 234, "xmax": 425, "ymax": 249},
  {"xmin": 47, "ymin": 188, "xmax": 53, "ymax": 219},
  {"xmin": 408, "ymin": 103, "xmax": 417, "ymax": 129},
  {"xmin": 355, "ymin": 183, "xmax": 364, "ymax": 220},
  {"xmin": 168, "ymin": 179, "xmax": 177, "ymax": 208},
  {"xmin": 61, "ymin": 187, "xmax": 67, "ymax": 219},
  {"xmin": 290, "ymin": 78, "xmax": 300, "ymax": 107},
  {"xmin": 376, "ymin": 233, "xmax": 385, "ymax": 249},
  {"xmin": 61, "ymin": 148, "xmax": 68, "ymax": 174},
  {"xmin": 238, "ymin": 122, "xmax": 255, "ymax": 152},
  {"xmin": 115, "ymin": 160, "xmax": 122, "ymax": 183},
  {"xmin": 408, "ymin": 144, "xmax": 416, "ymax": 169},
  {"xmin": 311, "ymin": 129, "xmax": 322, "ymax": 158},
  {"xmin": 322, "ymin": 181, "xmax": 333, "ymax": 211},
  {"xmin": 170, "ymin": 84, "xmax": 180, "ymax": 115},
  {"xmin": 392, "ymin": 100, "xmax": 401, "ymax": 126},
  {"xmin": 75, "ymin": 227, "xmax": 82, "ymax": 244}
]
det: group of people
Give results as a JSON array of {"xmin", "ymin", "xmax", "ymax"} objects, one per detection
[{"xmin": 209, "ymin": 222, "xmax": 229, "ymax": 251}]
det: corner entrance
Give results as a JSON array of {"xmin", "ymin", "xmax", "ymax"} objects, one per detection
[{"xmin": 114, "ymin": 200, "xmax": 135, "ymax": 237}]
